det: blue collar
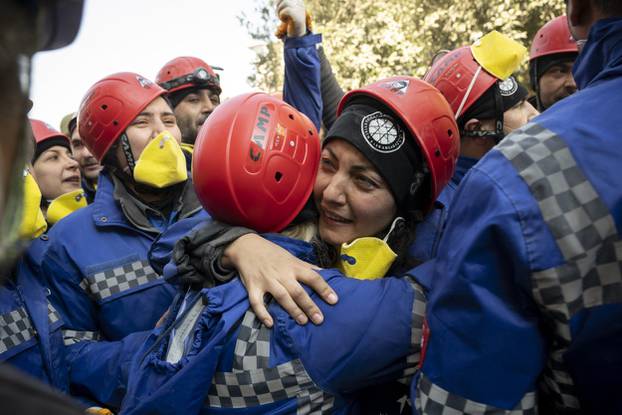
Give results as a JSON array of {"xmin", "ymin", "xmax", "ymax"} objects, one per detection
[
  {"xmin": 452, "ymin": 156, "xmax": 479, "ymax": 186},
  {"xmin": 573, "ymin": 18, "xmax": 622, "ymax": 89}
]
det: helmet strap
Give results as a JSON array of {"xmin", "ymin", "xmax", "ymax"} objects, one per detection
[
  {"xmin": 531, "ymin": 59, "xmax": 544, "ymax": 111},
  {"xmin": 455, "ymin": 66, "xmax": 482, "ymax": 119},
  {"xmin": 120, "ymin": 133, "xmax": 136, "ymax": 171},
  {"xmin": 460, "ymin": 83, "xmax": 505, "ymax": 144}
]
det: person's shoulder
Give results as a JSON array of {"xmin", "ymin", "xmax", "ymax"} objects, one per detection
[{"xmin": 47, "ymin": 203, "xmax": 97, "ymax": 238}]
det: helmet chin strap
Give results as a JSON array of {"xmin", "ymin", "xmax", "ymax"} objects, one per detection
[
  {"xmin": 461, "ymin": 82, "xmax": 505, "ymax": 144},
  {"xmin": 119, "ymin": 133, "xmax": 136, "ymax": 172}
]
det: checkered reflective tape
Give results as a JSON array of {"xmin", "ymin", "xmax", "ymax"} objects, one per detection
[
  {"xmin": 62, "ymin": 329, "xmax": 102, "ymax": 346},
  {"xmin": 498, "ymin": 123, "xmax": 618, "ymax": 264},
  {"xmin": 82, "ymin": 260, "xmax": 162, "ymax": 301},
  {"xmin": 0, "ymin": 307, "xmax": 36, "ymax": 355},
  {"xmin": 399, "ymin": 276, "xmax": 426, "ymax": 385},
  {"xmin": 498, "ymin": 123, "xmax": 622, "ymax": 410},
  {"xmin": 47, "ymin": 302, "xmax": 61, "ymax": 325},
  {"xmin": 416, "ymin": 373, "xmax": 536, "ymax": 414},
  {"xmin": 297, "ymin": 387, "xmax": 335, "ymax": 415},
  {"xmin": 233, "ymin": 309, "xmax": 271, "ymax": 371},
  {"xmin": 540, "ymin": 349, "xmax": 580, "ymax": 410},
  {"xmin": 207, "ymin": 358, "xmax": 334, "ymax": 413}
]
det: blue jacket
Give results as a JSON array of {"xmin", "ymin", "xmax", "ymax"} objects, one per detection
[
  {"xmin": 40, "ymin": 171, "xmax": 208, "ymax": 405},
  {"xmin": 120, "ymin": 235, "xmax": 425, "ymax": 415},
  {"xmin": 0, "ymin": 240, "xmax": 67, "ymax": 391},
  {"xmin": 283, "ymin": 33, "xmax": 323, "ymax": 132},
  {"xmin": 413, "ymin": 18, "xmax": 622, "ymax": 414},
  {"xmin": 409, "ymin": 156, "xmax": 478, "ymax": 262}
]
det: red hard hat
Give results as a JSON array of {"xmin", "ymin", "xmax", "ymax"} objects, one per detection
[
  {"xmin": 78, "ymin": 72, "xmax": 166, "ymax": 161},
  {"xmin": 192, "ymin": 93, "xmax": 320, "ymax": 233},
  {"xmin": 30, "ymin": 119, "xmax": 69, "ymax": 145},
  {"xmin": 530, "ymin": 16, "xmax": 578, "ymax": 60},
  {"xmin": 338, "ymin": 77, "xmax": 459, "ymax": 208},
  {"xmin": 424, "ymin": 46, "xmax": 498, "ymax": 120},
  {"xmin": 156, "ymin": 56, "xmax": 221, "ymax": 94}
]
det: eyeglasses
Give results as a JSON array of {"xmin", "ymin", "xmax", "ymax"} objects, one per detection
[{"xmin": 160, "ymin": 67, "xmax": 221, "ymax": 91}]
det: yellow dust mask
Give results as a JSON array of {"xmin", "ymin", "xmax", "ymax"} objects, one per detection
[
  {"xmin": 133, "ymin": 131, "xmax": 188, "ymax": 189},
  {"xmin": 470, "ymin": 31, "xmax": 527, "ymax": 80},
  {"xmin": 337, "ymin": 217, "xmax": 403, "ymax": 280},
  {"xmin": 19, "ymin": 171, "xmax": 47, "ymax": 239},
  {"xmin": 46, "ymin": 189, "xmax": 88, "ymax": 225}
]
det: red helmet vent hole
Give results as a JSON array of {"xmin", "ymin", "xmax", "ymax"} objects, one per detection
[
  {"xmin": 308, "ymin": 130, "xmax": 314, "ymax": 136},
  {"xmin": 288, "ymin": 114, "xmax": 294, "ymax": 120},
  {"xmin": 101, "ymin": 104, "xmax": 108, "ymax": 110},
  {"xmin": 275, "ymin": 171, "xmax": 283, "ymax": 182},
  {"xmin": 447, "ymin": 129, "xmax": 453, "ymax": 137},
  {"xmin": 435, "ymin": 149, "xmax": 441, "ymax": 157},
  {"xmin": 113, "ymin": 120, "xmax": 119, "ymax": 126}
]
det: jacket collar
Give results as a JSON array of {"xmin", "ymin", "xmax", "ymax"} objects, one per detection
[
  {"xmin": 573, "ymin": 18, "xmax": 622, "ymax": 89},
  {"xmin": 90, "ymin": 170, "xmax": 202, "ymax": 233}
]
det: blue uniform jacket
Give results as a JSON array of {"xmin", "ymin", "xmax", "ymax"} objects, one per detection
[
  {"xmin": 409, "ymin": 156, "xmax": 478, "ymax": 263},
  {"xmin": 283, "ymin": 33, "xmax": 323, "ymax": 132},
  {"xmin": 40, "ymin": 172, "xmax": 208, "ymax": 405},
  {"xmin": 120, "ymin": 235, "xmax": 425, "ymax": 415},
  {"xmin": 413, "ymin": 18, "xmax": 622, "ymax": 414},
  {"xmin": 0, "ymin": 241, "xmax": 66, "ymax": 391}
]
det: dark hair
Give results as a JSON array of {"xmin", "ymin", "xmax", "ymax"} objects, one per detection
[{"xmin": 593, "ymin": 0, "xmax": 622, "ymax": 15}]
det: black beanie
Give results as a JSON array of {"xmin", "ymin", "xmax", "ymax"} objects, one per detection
[
  {"xmin": 324, "ymin": 97, "xmax": 423, "ymax": 210},
  {"xmin": 32, "ymin": 136, "xmax": 72, "ymax": 164},
  {"xmin": 458, "ymin": 76, "xmax": 528, "ymax": 129}
]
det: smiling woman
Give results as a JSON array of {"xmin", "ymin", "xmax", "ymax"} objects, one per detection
[{"xmin": 29, "ymin": 119, "xmax": 81, "ymax": 201}]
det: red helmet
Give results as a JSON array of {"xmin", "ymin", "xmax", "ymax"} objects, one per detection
[
  {"xmin": 338, "ymin": 77, "xmax": 459, "ymax": 208},
  {"xmin": 77, "ymin": 72, "xmax": 166, "ymax": 161},
  {"xmin": 30, "ymin": 119, "xmax": 69, "ymax": 145},
  {"xmin": 424, "ymin": 46, "xmax": 498, "ymax": 120},
  {"xmin": 156, "ymin": 56, "xmax": 222, "ymax": 95},
  {"xmin": 192, "ymin": 93, "xmax": 320, "ymax": 233},
  {"xmin": 530, "ymin": 16, "xmax": 578, "ymax": 61}
]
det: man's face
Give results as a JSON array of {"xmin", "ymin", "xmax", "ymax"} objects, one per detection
[
  {"xmin": 539, "ymin": 61, "xmax": 577, "ymax": 109},
  {"xmin": 174, "ymin": 88, "xmax": 220, "ymax": 145},
  {"xmin": 70, "ymin": 127, "xmax": 102, "ymax": 181}
]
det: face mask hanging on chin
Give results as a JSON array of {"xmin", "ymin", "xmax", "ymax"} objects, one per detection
[
  {"xmin": 133, "ymin": 131, "xmax": 188, "ymax": 189},
  {"xmin": 337, "ymin": 217, "xmax": 404, "ymax": 280}
]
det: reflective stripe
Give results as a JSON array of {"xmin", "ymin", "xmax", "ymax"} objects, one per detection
[
  {"xmin": 233, "ymin": 309, "xmax": 271, "ymax": 371},
  {"xmin": 208, "ymin": 308, "xmax": 334, "ymax": 413},
  {"xmin": 207, "ymin": 358, "xmax": 334, "ymax": 414},
  {"xmin": 416, "ymin": 373, "xmax": 536, "ymax": 414},
  {"xmin": 498, "ymin": 123, "xmax": 622, "ymax": 410},
  {"xmin": 399, "ymin": 276, "xmax": 426, "ymax": 385},
  {"xmin": 47, "ymin": 302, "xmax": 61, "ymax": 325},
  {"xmin": 0, "ymin": 307, "xmax": 35, "ymax": 355},
  {"xmin": 62, "ymin": 329, "xmax": 102, "ymax": 345},
  {"xmin": 81, "ymin": 260, "xmax": 162, "ymax": 301}
]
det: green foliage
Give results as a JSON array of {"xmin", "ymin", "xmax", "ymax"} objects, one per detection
[{"xmin": 242, "ymin": 0, "xmax": 566, "ymax": 91}]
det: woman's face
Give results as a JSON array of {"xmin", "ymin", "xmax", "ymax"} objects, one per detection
[
  {"xmin": 31, "ymin": 145, "xmax": 81, "ymax": 200},
  {"xmin": 117, "ymin": 96, "xmax": 182, "ymax": 166},
  {"xmin": 313, "ymin": 138, "xmax": 397, "ymax": 247}
]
